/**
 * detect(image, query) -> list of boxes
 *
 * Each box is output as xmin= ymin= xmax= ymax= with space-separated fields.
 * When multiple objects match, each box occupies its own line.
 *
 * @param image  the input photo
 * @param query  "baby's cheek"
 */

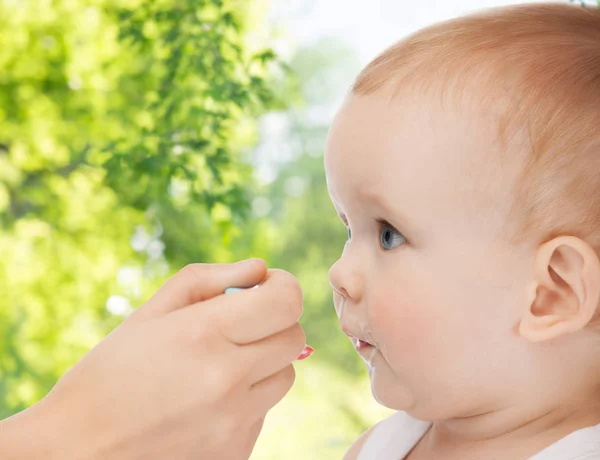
xmin=370 ymin=294 xmax=438 ymax=361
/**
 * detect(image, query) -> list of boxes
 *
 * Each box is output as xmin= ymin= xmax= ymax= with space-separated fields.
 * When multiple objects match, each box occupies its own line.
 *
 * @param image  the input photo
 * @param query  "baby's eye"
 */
xmin=379 ymin=220 xmax=406 ymax=250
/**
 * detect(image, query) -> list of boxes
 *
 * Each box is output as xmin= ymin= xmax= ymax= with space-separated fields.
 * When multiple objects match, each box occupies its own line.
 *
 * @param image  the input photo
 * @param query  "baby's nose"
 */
xmin=328 ymin=256 xmax=363 ymax=302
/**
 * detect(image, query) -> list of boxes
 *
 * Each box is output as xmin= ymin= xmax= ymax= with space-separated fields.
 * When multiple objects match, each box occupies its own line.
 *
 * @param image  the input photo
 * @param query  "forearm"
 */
xmin=0 ymin=400 xmax=62 ymax=460
xmin=1 ymin=392 xmax=141 ymax=460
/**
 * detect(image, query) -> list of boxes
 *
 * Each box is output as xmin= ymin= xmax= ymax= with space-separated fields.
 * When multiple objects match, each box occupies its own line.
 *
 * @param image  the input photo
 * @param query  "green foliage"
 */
xmin=0 ymin=0 xmax=294 ymax=417
xmin=1 ymin=1 xmax=391 ymax=457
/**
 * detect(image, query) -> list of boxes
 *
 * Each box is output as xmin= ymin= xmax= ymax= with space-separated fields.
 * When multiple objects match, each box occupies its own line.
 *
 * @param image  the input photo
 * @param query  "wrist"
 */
xmin=0 ymin=399 xmax=62 ymax=460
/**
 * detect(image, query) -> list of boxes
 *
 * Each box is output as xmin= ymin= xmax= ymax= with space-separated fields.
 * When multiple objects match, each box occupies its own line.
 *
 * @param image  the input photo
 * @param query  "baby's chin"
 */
xmin=368 ymin=360 xmax=450 ymax=421
xmin=368 ymin=356 xmax=415 ymax=410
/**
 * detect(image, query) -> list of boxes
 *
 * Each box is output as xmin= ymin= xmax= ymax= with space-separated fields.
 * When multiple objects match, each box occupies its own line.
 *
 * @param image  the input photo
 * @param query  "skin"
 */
xmin=325 ymin=89 xmax=600 ymax=459
xmin=0 ymin=260 xmax=307 ymax=460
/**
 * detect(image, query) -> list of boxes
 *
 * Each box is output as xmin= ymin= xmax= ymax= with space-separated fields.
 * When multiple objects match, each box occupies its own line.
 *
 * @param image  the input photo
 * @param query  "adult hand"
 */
xmin=13 ymin=259 xmax=308 ymax=460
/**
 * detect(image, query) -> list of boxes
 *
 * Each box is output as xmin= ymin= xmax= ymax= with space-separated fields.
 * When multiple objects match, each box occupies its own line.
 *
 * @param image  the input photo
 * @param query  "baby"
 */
xmin=324 ymin=3 xmax=600 ymax=459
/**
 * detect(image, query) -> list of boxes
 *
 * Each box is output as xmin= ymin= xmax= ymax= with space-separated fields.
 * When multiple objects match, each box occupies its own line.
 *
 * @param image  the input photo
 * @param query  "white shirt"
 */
xmin=357 ymin=411 xmax=600 ymax=459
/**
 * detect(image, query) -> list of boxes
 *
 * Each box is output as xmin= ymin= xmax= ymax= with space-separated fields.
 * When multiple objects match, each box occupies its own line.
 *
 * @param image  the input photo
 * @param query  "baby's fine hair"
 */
xmin=351 ymin=3 xmax=600 ymax=252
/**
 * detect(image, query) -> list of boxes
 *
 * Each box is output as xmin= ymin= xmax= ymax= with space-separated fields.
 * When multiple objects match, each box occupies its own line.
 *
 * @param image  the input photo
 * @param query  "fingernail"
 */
xmin=296 ymin=345 xmax=315 ymax=361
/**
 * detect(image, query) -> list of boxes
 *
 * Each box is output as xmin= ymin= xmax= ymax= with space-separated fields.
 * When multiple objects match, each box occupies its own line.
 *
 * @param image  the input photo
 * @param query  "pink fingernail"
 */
xmin=296 ymin=345 xmax=315 ymax=361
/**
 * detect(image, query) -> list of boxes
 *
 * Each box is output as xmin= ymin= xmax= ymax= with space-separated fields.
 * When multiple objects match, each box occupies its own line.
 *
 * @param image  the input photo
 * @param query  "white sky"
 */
xmin=269 ymin=0 xmax=564 ymax=66
xmin=251 ymin=0 xmax=572 ymax=186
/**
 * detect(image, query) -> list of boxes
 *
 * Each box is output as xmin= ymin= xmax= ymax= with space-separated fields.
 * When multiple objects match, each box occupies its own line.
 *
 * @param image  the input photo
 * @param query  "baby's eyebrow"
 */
xmin=330 ymin=186 xmax=419 ymax=236
xmin=359 ymin=188 xmax=418 ymax=234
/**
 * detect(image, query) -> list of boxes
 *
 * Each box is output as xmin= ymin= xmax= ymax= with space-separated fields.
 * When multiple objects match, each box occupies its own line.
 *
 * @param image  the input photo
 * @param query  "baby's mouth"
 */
xmin=355 ymin=338 xmax=374 ymax=351
xmin=355 ymin=337 xmax=378 ymax=366
xmin=343 ymin=329 xmax=376 ymax=354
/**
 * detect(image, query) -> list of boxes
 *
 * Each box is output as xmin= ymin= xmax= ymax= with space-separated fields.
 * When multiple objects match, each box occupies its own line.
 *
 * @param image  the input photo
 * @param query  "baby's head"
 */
xmin=325 ymin=3 xmax=600 ymax=424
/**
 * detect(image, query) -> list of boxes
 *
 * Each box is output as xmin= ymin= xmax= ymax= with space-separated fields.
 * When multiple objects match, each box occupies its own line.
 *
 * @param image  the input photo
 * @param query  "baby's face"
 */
xmin=324 ymin=90 xmax=539 ymax=420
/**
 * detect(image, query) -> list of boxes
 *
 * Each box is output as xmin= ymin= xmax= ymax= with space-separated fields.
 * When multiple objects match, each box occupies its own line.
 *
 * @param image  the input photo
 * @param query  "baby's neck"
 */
xmin=419 ymin=398 xmax=600 ymax=459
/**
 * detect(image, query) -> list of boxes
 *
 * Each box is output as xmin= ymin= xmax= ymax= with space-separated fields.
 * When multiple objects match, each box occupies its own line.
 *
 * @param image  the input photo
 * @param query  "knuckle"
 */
xmin=203 ymin=363 xmax=230 ymax=396
xmin=179 ymin=263 xmax=206 ymax=282
xmin=205 ymin=310 xmax=226 ymax=341
xmin=205 ymin=361 xmax=244 ymax=398
xmin=179 ymin=309 xmax=218 ymax=345
xmin=193 ymin=344 xmax=248 ymax=399
xmin=224 ymin=358 xmax=250 ymax=391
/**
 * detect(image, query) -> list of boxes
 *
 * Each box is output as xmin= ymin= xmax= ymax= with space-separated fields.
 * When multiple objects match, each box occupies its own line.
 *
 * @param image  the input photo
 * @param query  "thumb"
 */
xmin=132 ymin=258 xmax=267 ymax=320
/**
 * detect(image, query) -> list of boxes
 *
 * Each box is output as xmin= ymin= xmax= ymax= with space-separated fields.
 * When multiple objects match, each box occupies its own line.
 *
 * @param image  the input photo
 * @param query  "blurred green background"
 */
xmin=3 ymin=0 xmax=596 ymax=458
xmin=0 ymin=0 xmax=392 ymax=458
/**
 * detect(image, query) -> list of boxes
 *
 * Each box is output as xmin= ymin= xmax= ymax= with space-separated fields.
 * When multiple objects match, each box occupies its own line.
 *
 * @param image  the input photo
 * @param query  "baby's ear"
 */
xmin=519 ymin=236 xmax=600 ymax=342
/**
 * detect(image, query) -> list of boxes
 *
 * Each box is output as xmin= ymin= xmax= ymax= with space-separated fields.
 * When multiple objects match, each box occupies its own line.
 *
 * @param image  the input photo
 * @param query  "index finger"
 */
xmin=177 ymin=268 xmax=304 ymax=345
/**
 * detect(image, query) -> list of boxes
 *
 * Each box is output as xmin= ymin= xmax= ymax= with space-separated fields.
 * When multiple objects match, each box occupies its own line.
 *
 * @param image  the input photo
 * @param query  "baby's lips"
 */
xmin=224 ymin=287 xmax=315 ymax=361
